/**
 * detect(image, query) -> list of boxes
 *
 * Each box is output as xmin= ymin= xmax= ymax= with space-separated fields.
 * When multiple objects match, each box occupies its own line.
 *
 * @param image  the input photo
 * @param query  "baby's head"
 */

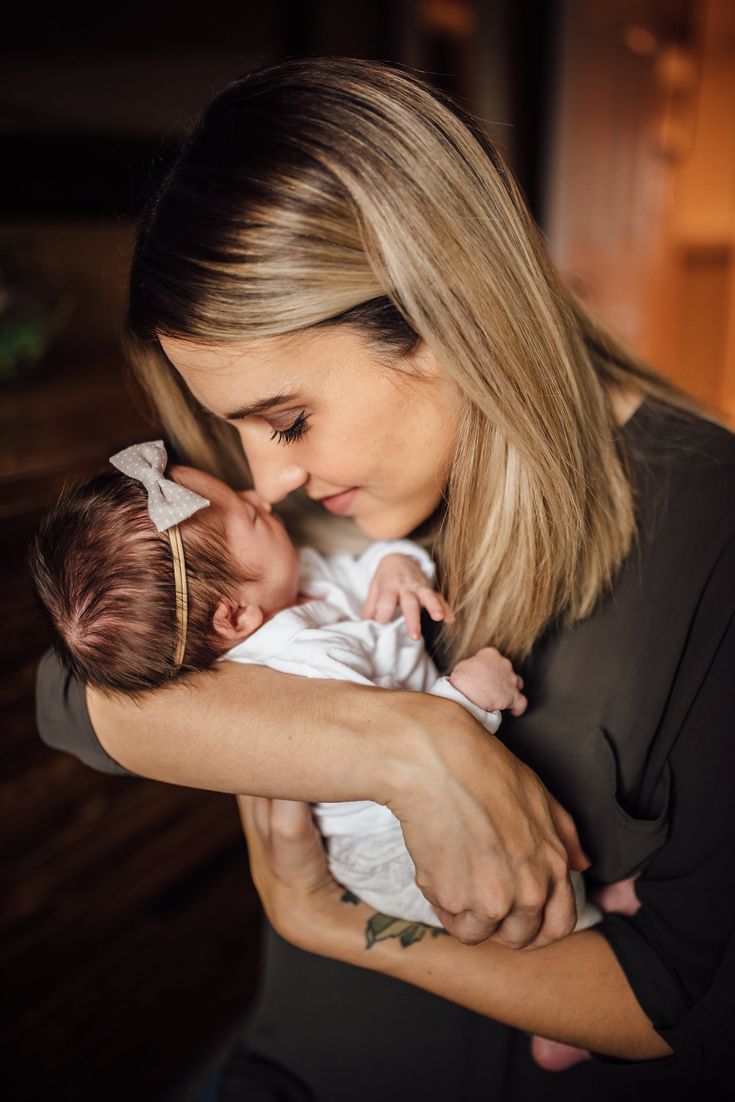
xmin=29 ymin=447 xmax=300 ymax=694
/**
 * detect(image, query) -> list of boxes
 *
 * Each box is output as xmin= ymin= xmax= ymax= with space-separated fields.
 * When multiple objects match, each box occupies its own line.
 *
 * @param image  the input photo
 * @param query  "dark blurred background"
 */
xmin=2 ymin=2 xmax=733 ymax=1099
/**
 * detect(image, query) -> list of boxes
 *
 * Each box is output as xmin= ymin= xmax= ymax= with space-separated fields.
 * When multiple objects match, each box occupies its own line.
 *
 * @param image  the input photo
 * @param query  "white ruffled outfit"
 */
xmin=224 ymin=539 xmax=598 ymax=930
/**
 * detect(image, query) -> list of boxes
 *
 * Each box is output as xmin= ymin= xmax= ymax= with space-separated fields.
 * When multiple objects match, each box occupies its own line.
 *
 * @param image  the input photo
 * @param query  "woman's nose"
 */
xmin=238 ymin=427 xmax=308 ymax=503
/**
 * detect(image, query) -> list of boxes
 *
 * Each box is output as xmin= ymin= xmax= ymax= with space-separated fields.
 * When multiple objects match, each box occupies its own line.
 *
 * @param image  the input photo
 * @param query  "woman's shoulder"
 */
xmin=624 ymin=398 xmax=735 ymax=476
xmin=35 ymin=649 xmax=137 ymax=776
xmin=624 ymin=398 xmax=735 ymax=543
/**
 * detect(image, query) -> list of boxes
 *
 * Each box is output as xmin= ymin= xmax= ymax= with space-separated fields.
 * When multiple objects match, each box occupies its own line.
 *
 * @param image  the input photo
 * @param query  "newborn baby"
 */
xmin=30 ymin=440 xmax=595 ymax=931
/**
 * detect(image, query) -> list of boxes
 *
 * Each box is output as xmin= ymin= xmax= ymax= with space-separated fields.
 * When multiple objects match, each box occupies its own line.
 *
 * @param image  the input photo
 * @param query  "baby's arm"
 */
xmin=364 ymin=554 xmax=527 ymax=719
xmin=448 ymin=648 xmax=527 ymax=717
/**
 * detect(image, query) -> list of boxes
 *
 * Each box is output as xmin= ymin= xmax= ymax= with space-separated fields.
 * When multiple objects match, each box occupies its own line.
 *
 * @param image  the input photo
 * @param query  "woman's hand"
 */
xmin=237 ymin=796 xmax=668 ymax=1063
xmin=385 ymin=693 xmax=590 ymax=948
xmin=237 ymin=795 xmax=344 ymax=951
xmin=89 ymin=658 xmax=586 ymax=953
xmin=362 ymin=553 xmax=455 ymax=640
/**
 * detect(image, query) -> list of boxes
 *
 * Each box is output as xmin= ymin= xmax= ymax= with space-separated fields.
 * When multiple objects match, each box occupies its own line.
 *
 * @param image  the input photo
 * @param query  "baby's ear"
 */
xmin=212 ymin=599 xmax=263 ymax=643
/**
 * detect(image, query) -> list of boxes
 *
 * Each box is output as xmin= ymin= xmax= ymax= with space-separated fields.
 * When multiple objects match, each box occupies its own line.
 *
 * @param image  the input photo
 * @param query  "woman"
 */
xmin=35 ymin=58 xmax=734 ymax=1098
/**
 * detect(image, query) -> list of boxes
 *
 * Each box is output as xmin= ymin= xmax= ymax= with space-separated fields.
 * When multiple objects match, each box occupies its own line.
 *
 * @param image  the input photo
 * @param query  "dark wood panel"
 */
xmin=2 ymin=339 xmax=263 ymax=1101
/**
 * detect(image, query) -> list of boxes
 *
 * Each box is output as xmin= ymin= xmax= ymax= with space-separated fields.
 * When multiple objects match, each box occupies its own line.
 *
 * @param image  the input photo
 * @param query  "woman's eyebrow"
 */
xmin=222 ymin=391 xmax=300 ymax=421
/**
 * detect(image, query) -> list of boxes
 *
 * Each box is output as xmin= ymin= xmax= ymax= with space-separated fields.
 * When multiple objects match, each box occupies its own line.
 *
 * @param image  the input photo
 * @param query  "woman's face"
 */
xmin=159 ymin=327 xmax=463 ymax=539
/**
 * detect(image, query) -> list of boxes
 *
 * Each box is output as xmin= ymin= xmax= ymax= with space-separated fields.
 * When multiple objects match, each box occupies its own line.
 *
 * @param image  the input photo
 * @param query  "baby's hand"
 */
xmin=362 ymin=553 xmax=455 ymax=641
xmin=449 ymin=647 xmax=527 ymax=716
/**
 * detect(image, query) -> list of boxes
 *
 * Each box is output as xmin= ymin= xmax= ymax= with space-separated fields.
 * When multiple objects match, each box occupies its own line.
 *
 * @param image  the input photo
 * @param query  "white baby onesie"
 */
xmin=224 ymin=539 xmax=599 ymax=930
xmin=223 ymin=539 xmax=498 ymax=926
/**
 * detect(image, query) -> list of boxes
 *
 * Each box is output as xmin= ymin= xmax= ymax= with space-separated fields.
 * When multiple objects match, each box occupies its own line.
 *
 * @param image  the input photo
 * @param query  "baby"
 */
xmin=30 ymin=440 xmax=594 ymax=933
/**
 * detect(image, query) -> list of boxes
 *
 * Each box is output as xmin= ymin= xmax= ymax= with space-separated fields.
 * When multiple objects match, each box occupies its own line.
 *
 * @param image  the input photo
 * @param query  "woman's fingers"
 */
xmin=237 ymin=795 xmax=337 ymax=940
xmin=393 ymin=715 xmax=591 ymax=948
xmin=239 ymin=796 xmax=326 ymax=881
xmin=488 ymin=894 xmax=546 ymax=949
xmin=435 ymin=907 xmax=503 ymax=944
xmin=548 ymin=797 xmax=590 ymax=872
xmin=529 ymin=871 xmax=578 ymax=947
xmin=435 ymin=872 xmax=576 ymax=949
xmin=238 ymin=793 xmax=268 ymax=843
xmin=269 ymin=795 xmax=316 ymax=841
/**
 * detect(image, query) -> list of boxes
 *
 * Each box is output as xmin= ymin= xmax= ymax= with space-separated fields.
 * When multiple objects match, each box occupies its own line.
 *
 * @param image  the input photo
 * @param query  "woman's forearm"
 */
xmin=299 ymin=888 xmax=671 ymax=1061
xmin=388 ymin=929 xmax=669 ymax=1060
xmin=91 ymin=668 xmax=591 ymax=947
xmin=87 ymin=661 xmax=431 ymax=801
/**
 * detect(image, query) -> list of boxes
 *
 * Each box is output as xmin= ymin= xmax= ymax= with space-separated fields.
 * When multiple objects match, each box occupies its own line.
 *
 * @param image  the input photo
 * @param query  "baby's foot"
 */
xmin=530 ymin=1035 xmax=591 ymax=1071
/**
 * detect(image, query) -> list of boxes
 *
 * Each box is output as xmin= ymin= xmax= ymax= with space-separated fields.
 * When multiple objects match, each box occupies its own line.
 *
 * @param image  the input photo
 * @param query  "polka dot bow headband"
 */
xmin=109 ymin=440 xmax=210 ymax=669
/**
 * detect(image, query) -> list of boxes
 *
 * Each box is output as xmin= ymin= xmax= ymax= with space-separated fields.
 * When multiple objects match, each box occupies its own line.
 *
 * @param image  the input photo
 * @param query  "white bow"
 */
xmin=109 ymin=440 xmax=210 ymax=532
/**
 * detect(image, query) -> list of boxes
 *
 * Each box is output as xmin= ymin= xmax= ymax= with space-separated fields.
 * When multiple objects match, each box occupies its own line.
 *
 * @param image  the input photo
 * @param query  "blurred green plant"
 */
xmin=0 ymin=243 xmax=68 ymax=386
xmin=0 ymin=306 xmax=50 ymax=384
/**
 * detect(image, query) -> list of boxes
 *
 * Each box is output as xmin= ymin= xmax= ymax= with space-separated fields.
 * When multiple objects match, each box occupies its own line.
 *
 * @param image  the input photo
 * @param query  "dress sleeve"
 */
xmin=429 ymin=675 xmax=501 ymax=735
xmin=594 ymin=597 xmax=735 ymax=1086
xmin=35 ymin=648 xmax=137 ymax=777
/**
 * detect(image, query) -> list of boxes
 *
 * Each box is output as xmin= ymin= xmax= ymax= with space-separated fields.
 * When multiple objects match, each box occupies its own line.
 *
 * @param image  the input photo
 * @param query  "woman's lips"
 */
xmin=319 ymin=487 xmax=359 ymax=515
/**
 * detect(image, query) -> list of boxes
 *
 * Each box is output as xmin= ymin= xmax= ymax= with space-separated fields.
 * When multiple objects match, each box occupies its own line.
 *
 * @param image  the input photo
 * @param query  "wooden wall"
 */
xmin=0 ymin=223 xmax=262 ymax=1102
xmin=545 ymin=0 xmax=735 ymax=423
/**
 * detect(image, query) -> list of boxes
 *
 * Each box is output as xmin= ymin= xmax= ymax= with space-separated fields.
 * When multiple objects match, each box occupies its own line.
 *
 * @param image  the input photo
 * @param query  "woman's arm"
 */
xmin=238 ymin=795 xmax=672 ymax=1062
xmin=236 ymin=605 xmax=735 ymax=1066
xmin=85 ymin=660 xmax=587 ymax=947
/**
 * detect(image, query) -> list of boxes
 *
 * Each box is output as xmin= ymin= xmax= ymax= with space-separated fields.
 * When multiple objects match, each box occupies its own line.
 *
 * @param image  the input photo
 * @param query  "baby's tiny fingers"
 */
xmin=510 ymin=692 xmax=528 ymax=717
xmin=362 ymin=578 xmax=380 ymax=620
xmin=400 ymin=591 xmax=423 ymax=640
xmin=438 ymin=598 xmax=457 ymax=624
xmin=375 ymin=589 xmax=399 ymax=624
xmin=417 ymin=586 xmax=449 ymax=622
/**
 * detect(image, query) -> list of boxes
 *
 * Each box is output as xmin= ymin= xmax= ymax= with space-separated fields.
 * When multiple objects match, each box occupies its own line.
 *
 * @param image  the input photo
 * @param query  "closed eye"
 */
xmin=270 ymin=411 xmax=310 ymax=445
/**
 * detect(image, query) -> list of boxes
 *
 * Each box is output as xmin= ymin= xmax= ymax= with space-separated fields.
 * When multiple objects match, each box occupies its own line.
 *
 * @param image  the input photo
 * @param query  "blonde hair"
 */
xmin=126 ymin=56 xmax=705 ymax=662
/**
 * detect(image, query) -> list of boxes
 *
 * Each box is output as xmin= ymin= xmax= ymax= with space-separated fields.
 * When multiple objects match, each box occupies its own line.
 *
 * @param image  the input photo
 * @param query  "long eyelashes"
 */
xmin=270 ymin=411 xmax=310 ymax=445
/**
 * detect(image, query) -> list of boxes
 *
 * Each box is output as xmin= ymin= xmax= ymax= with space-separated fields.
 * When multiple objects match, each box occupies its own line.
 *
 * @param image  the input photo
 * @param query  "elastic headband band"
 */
xmin=168 ymin=523 xmax=189 ymax=669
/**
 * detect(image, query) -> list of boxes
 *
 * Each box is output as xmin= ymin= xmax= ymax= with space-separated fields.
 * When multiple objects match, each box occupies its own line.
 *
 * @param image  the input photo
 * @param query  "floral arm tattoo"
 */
xmin=341 ymin=890 xmax=450 ymax=949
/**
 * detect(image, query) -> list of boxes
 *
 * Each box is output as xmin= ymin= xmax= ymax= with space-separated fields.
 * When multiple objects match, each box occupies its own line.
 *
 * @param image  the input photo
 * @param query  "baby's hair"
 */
xmin=29 ymin=470 xmax=253 ymax=694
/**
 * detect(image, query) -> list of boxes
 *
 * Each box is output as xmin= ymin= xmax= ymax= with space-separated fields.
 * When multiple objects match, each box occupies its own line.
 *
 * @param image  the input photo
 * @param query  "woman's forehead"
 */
xmin=160 ymin=326 xmax=368 ymax=362
xmin=159 ymin=332 xmax=294 ymax=372
xmin=158 ymin=328 xmax=383 ymax=414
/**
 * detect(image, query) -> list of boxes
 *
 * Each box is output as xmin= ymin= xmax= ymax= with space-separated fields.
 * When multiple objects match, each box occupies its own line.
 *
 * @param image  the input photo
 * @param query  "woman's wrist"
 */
xmin=357 ymin=687 xmax=475 ymax=810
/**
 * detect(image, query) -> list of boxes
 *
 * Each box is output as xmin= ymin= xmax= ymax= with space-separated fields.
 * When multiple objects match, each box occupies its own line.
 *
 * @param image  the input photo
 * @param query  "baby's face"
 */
xmin=172 ymin=466 xmax=301 ymax=616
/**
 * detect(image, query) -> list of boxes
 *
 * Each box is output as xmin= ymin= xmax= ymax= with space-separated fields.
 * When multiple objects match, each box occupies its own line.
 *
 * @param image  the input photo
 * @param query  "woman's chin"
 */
xmin=353 ymin=512 xmax=415 ymax=541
